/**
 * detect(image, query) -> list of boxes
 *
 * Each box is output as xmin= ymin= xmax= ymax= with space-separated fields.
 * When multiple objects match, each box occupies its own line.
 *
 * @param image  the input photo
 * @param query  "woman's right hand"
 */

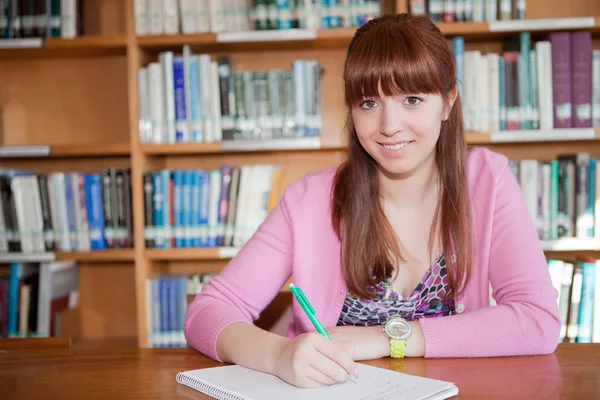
xmin=271 ymin=332 xmax=359 ymax=388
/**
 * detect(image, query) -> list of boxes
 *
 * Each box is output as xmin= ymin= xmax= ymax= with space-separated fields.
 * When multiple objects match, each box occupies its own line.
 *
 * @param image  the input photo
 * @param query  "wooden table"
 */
xmin=0 ymin=343 xmax=598 ymax=399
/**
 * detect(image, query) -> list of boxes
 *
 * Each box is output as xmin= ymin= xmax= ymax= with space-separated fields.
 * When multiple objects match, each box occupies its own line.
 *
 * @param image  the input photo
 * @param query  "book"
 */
xmin=175 ymin=363 xmax=459 ymax=400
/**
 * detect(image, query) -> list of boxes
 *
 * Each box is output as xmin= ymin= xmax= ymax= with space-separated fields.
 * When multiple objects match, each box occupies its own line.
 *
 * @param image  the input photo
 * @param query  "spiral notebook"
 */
xmin=175 ymin=363 xmax=458 ymax=400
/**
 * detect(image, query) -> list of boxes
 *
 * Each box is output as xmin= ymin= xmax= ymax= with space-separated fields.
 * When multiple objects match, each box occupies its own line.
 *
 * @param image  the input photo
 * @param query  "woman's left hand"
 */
xmin=325 ymin=325 xmax=390 ymax=361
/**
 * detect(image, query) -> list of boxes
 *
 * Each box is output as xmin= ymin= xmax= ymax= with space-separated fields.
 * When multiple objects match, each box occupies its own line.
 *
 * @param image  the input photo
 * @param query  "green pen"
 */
xmin=289 ymin=283 xmax=358 ymax=384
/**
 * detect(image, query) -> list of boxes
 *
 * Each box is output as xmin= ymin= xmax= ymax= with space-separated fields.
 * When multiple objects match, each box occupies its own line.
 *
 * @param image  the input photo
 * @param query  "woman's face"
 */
xmin=351 ymin=90 xmax=452 ymax=179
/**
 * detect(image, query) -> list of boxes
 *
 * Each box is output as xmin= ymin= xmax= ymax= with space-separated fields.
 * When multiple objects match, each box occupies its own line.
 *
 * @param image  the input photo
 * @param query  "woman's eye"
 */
xmin=404 ymin=96 xmax=423 ymax=106
xmin=360 ymin=100 xmax=377 ymax=110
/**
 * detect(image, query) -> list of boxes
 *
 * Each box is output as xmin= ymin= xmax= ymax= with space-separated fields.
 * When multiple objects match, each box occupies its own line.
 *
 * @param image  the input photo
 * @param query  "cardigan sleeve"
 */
xmin=419 ymin=160 xmax=561 ymax=357
xmin=183 ymin=181 xmax=296 ymax=361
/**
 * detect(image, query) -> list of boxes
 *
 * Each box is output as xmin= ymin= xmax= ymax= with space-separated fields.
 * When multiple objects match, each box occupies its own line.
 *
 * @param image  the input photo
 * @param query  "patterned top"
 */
xmin=336 ymin=253 xmax=455 ymax=326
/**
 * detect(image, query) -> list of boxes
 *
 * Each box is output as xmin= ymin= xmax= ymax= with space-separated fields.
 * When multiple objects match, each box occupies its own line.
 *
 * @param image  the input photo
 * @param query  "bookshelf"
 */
xmin=1 ymin=0 xmax=599 ymax=347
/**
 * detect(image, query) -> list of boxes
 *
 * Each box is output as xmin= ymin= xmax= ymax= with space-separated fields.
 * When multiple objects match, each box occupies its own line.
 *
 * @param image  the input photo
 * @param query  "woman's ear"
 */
xmin=442 ymin=87 xmax=458 ymax=121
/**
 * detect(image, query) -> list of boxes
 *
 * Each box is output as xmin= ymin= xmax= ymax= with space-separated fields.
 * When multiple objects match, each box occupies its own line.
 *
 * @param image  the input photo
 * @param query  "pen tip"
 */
xmin=289 ymin=283 xmax=295 ymax=288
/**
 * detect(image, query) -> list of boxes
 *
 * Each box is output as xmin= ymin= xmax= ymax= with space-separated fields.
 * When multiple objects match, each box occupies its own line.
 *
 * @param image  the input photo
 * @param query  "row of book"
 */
xmin=143 ymin=164 xmax=283 ymax=249
xmin=509 ymin=154 xmax=600 ymax=241
xmin=0 ymin=261 xmax=79 ymax=339
xmin=145 ymin=256 xmax=600 ymax=348
xmin=0 ymin=0 xmax=81 ymax=39
xmin=145 ymin=272 xmax=215 ymax=348
xmin=134 ymin=0 xmax=382 ymax=36
xmin=548 ymin=258 xmax=599 ymax=343
xmin=453 ymin=31 xmax=600 ymax=133
xmin=0 ymin=168 xmax=133 ymax=254
xmin=409 ymin=0 xmax=526 ymax=22
xmin=138 ymin=47 xmax=322 ymax=145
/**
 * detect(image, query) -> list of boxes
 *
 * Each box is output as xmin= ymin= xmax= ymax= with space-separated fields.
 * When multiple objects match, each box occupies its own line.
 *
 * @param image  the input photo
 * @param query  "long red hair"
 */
xmin=332 ymin=13 xmax=472 ymax=300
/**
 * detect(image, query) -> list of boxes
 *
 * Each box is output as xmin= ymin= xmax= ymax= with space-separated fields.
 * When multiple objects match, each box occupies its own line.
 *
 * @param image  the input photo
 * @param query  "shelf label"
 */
xmin=220 ymin=137 xmax=321 ymax=151
xmin=217 ymin=29 xmax=317 ymax=43
xmin=218 ymin=247 xmax=240 ymax=259
xmin=488 ymin=17 xmax=595 ymax=32
xmin=490 ymin=128 xmax=595 ymax=143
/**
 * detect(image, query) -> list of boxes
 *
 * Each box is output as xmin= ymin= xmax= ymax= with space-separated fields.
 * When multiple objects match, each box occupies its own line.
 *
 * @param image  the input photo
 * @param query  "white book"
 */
xmin=519 ymin=160 xmax=540 ymax=234
xmin=233 ymin=165 xmax=251 ymax=247
xmin=182 ymin=46 xmax=193 ymax=144
xmin=163 ymin=0 xmax=180 ymax=34
xmin=488 ymin=53 xmax=500 ymax=132
xmin=484 ymin=0 xmax=497 ymax=21
xmin=592 ymin=260 xmax=600 ymax=343
xmin=47 ymin=175 xmax=62 ymax=252
xmin=176 ymin=363 xmax=458 ymax=400
xmin=161 ymin=51 xmax=177 ymax=144
xmin=148 ymin=0 xmax=164 ymax=35
xmin=211 ymin=61 xmax=223 ymax=142
xmin=138 ymin=67 xmax=151 ymax=143
xmin=199 ymin=55 xmax=214 ymax=142
xmin=54 ymin=174 xmax=72 ymax=252
xmin=478 ymin=54 xmax=490 ymax=132
xmin=60 ymin=0 xmax=76 ymax=38
xmin=209 ymin=0 xmax=226 ymax=33
xmin=134 ymin=0 xmax=149 ymax=35
xmin=541 ymin=163 xmax=551 ymax=240
xmin=592 ymin=50 xmax=600 ymax=129
xmin=195 ymin=0 xmax=211 ymax=33
xmin=535 ymin=41 xmax=554 ymax=130
xmin=10 ymin=177 xmax=32 ymax=253
xmin=148 ymin=62 xmax=166 ymax=144
xmin=28 ymin=176 xmax=45 ymax=252
xmin=178 ymin=0 xmax=196 ymax=34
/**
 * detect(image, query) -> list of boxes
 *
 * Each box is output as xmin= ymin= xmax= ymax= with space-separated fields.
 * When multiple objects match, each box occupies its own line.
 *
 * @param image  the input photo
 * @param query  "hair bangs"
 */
xmin=344 ymin=24 xmax=444 ymax=108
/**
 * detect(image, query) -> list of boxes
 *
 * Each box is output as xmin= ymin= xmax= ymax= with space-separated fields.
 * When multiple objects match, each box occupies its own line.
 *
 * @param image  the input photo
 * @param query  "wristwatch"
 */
xmin=383 ymin=316 xmax=412 ymax=358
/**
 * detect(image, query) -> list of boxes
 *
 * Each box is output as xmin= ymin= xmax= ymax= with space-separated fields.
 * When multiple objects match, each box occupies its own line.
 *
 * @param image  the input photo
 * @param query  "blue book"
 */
xmin=161 ymin=170 xmax=172 ymax=248
xmin=151 ymin=278 xmax=161 ymax=348
xmin=173 ymin=170 xmax=185 ymax=248
xmin=189 ymin=56 xmax=203 ymax=142
xmin=191 ymin=170 xmax=202 ymax=247
xmin=276 ymin=0 xmax=292 ymax=29
xmin=576 ymin=261 xmax=595 ymax=343
xmin=182 ymin=170 xmax=193 ymax=248
xmin=173 ymin=57 xmax=188 ymax=143
xmin=168 ymin=276 xmax=178 ymax=348
xmin=499 ymin=57 xmax=506 ymax=131
xmin=453 ymin=37 xmax=464 ymax=101
xmin=587 ymin=158 xmax=596 ymax=237
xmin=153 ymin=173 xmax=164 ymax=248
xmin=199 ymin=171 xmax=210 ymax=247
xmin=160 ymin=277 xmax=170 ymax=348
xmin=84 ymin=174 xmax=106 ymax=250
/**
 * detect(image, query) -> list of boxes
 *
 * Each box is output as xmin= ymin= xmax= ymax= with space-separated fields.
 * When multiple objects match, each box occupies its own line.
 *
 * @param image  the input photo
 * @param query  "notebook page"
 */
xmin=177 ymin=363 xmax=458 ymax=400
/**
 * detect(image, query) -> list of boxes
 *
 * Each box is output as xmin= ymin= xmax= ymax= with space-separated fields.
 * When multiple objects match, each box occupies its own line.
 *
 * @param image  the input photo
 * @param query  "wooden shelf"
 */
xmin=0 ymin=35 xmax=127 ymax=59
xmin=50 ymin=143 xmax=131 ymax=157
xmin=540 ymin=238 xmax=600 ymax=252
xmin=140 ymin=137 xmax=344 ymax=155
xmin=56 ymin=250 xmax=135 ymax=263
xmin=0 ymin=143 xmax=131 ymax=158
xmin=136 ymin=17 xmax=600 ymax=52
xmin=145 ymin=247 xmax=240 ymax=261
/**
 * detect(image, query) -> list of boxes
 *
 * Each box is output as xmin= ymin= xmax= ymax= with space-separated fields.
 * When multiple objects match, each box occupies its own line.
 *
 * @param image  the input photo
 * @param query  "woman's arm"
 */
xmin=184 ymin=183 xmax=296 ymax=361
xmin=417 ymin=159 xmax=561 ymax=357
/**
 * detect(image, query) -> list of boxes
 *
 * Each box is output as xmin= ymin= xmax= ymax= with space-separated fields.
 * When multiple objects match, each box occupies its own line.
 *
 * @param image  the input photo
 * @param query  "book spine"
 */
xmin=550 ymin=32 xmax=573 ymax=129
xmin=85 ymin=174 xmax=106 ymax=250
xmin=143 ymin=172 xmax=155 ymax=248
xmin=571 ymin=31 xmax=592 ymax=128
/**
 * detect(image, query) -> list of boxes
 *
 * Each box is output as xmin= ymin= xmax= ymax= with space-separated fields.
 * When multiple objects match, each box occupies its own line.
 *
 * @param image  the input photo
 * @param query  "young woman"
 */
xmin=184 ymin=13 xmax=560 ymax=388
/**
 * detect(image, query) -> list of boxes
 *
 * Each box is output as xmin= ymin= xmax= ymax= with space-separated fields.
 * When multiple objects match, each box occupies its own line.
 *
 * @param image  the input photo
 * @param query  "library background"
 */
xmin=0 ymin=0 xmax=599 ymax=349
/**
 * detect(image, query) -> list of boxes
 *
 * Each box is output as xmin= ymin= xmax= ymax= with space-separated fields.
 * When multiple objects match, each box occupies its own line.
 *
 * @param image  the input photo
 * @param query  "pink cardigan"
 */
xmin=184 ymin=147 xmax=561 ymax=361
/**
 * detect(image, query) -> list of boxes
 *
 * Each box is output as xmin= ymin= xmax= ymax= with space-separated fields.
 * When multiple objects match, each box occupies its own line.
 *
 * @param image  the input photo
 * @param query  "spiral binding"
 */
xmin=176 ymin=372 xmax=248 ymax=400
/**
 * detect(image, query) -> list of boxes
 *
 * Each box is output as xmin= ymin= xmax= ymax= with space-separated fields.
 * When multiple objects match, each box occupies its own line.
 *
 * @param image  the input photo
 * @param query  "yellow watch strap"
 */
xmin=390 ymin=339 xmax=406 ymax=358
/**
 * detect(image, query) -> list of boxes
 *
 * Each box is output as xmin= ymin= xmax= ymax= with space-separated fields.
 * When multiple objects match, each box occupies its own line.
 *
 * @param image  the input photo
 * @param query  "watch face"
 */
xmin=386 ymin=320 xmax=411 ymax=340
